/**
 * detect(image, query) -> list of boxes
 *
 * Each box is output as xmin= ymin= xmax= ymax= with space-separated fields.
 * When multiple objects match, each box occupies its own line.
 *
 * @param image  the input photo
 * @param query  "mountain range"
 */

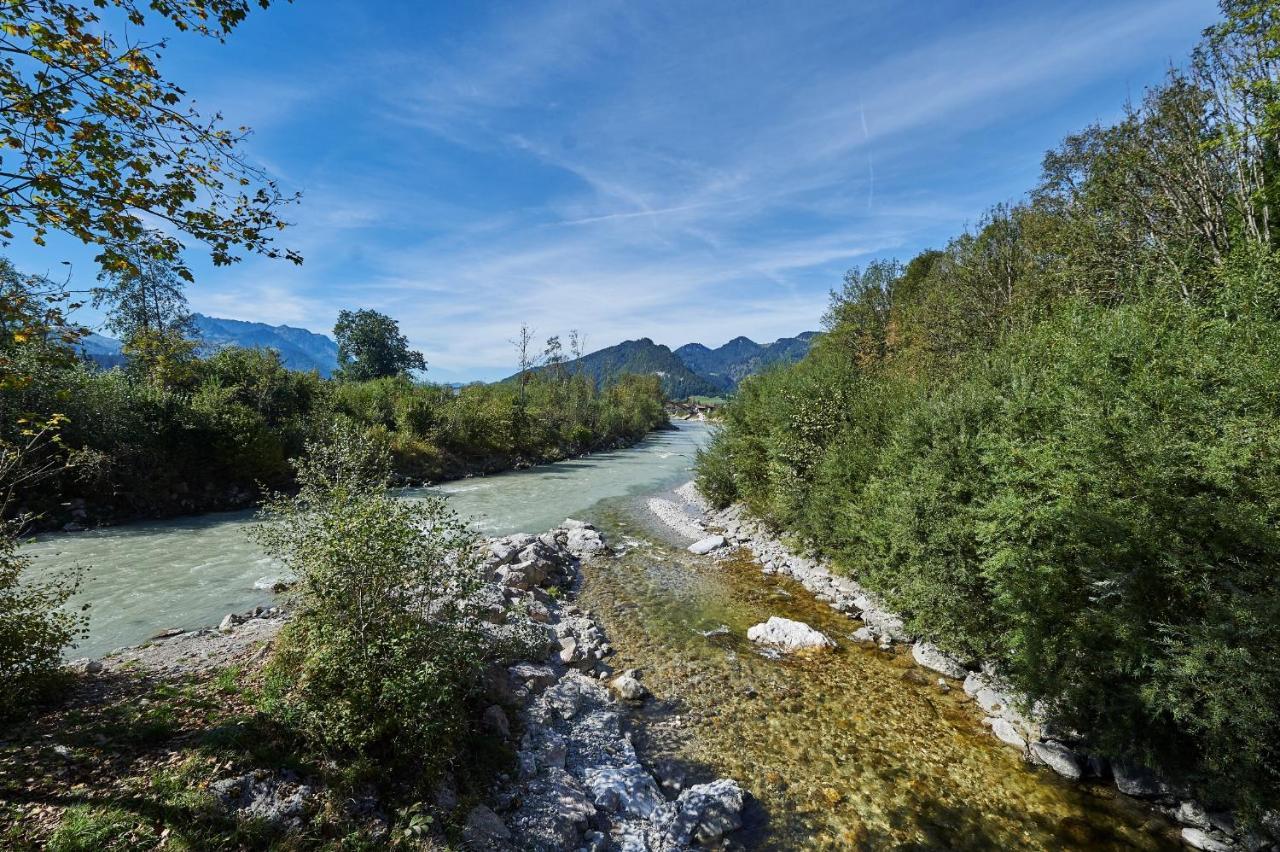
xmin=78 ymin=314 xmax=341 ymax=376
xmin=509 ymin=332 xmax=819 ymax=398
xmin=78 ymin=316 xmax=819 ymax=397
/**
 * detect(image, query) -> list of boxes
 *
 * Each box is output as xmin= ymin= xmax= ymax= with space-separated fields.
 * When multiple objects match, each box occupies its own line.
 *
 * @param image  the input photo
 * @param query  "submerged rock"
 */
xmin=746 ymin=616 xmax=835 ymax=653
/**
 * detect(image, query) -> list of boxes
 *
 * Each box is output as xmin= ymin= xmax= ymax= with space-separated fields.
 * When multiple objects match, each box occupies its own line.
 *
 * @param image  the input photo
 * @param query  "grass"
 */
xmin=0 ymin=660 xmax=373 ymax=850
xmin=0 ymin=646 xmax=517 ymax=850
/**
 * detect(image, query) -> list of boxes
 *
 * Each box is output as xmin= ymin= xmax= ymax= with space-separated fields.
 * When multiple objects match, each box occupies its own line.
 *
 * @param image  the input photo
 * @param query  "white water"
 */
xmin=25 ymin=422 xmax=711 ymax=657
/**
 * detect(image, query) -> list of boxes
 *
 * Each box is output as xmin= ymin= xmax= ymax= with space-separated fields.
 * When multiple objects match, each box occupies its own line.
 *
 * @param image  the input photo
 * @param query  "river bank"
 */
xmin=31 ymin=426 xmax=666 ymax=535
xmin=646 ymin=483 xmax=1278 ymax=852
xmin=5 ymin=520 xmax=748 ymax=850
xmin=27 ymin=422 xmax=711 ymax=659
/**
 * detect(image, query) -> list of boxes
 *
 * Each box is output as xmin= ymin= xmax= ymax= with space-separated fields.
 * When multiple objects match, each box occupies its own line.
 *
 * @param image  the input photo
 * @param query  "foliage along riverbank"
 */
xmin=1 ymin=346 xmax=668 ymax=529
xmin=1 ymin=502 xmax=744 ymax=849
xmin=695 ymin=1 xmax=1280 ymax=829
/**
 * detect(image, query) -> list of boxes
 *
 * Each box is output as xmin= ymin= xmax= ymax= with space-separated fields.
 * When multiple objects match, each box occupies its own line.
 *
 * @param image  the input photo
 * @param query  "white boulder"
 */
xmin=688 ymin=535 xmax=726 ymax=555
xmin=911 ymin=642 xmax=967 ymax=679
xmin=746 ymin=617 xmax=835 ymax=653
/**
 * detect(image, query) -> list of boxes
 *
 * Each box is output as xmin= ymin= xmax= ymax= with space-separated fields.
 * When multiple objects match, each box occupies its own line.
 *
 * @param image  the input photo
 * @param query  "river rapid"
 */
xmin=25 ymin=419 xmax=1178 ymax=849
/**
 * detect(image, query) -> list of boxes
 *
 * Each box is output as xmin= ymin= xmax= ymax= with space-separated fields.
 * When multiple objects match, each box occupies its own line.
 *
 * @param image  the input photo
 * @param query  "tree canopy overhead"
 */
xmin=0 ymin=0 xmax=300 ymax=281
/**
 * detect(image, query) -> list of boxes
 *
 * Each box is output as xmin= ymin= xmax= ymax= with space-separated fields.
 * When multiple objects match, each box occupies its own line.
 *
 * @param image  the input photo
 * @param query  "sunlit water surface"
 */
xmin=25 ymin=423 xmax=709 ymax=657
xmin=583 ymin=507 xmax=1182 ymax=851
xmin=25 ymin=418 xmax=1179 ymax=849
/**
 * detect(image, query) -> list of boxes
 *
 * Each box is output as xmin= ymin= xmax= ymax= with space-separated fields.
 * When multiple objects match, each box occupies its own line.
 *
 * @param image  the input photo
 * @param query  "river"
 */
xmin=24 ymin=423 xmax=710 ymax=658
xmin=24 ymin=419 xmax=1178 ymax=849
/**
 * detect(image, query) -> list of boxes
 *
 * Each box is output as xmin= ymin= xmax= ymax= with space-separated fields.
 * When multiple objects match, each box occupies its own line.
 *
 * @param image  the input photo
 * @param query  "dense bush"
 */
xmin=252 ymin=426 xmax=527 ymax=775
xmin=0 ymin=343 xmax=667 ymax=523
xmin=697 ymin=1 xmax=1280 ymax=818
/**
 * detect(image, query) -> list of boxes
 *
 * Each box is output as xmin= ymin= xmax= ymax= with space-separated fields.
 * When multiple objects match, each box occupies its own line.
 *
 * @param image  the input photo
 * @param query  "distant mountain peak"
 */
xmin=190 ymin=314 xmax=339 ymax=376
xmin=673 ymin=330 xmax=819 ymax=390
xmin=76 ymin=314 xmax=340 ymax=376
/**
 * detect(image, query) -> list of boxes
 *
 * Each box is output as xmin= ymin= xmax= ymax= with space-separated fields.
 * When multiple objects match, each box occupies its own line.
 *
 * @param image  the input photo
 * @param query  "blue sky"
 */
xmin=10 ymin=0 xmax=1220 ymax=382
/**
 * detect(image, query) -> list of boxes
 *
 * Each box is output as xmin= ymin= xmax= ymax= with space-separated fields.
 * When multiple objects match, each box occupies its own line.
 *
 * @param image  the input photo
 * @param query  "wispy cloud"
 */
xmin=20 ymin=0 xmax=1217 ymax=383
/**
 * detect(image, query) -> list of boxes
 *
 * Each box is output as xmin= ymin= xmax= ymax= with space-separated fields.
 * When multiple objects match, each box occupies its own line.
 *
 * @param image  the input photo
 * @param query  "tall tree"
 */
xmin=510 ymin=322 xmax=537 ymax=408
xmin=92 ymin=250 xmax=193 ymax=342
xmin=333 ymin=309 xmax=426 ymax=382
xmin=0 ymin=0 xmax=299 ymax=391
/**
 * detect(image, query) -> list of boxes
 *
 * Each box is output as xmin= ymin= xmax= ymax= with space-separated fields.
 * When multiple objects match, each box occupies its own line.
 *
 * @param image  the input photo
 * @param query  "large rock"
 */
xmin=463 ymin=804 xmax=512 ymax=847
xmin=1113 ymin=760 xmax=1168 ymax=799
xmin=988 ymin=717 xmax=1027 ymax=750
xmin=688 ymin=535 xmax=726 ymax=555
xmin=1111 ymin=757 xmax=1172 ymax=798
xmin=1181 ymin=828 xmax=1234 ymax=852
xmin=210 ymin=771 xmax=314 ymax=828
xmin=584 ymin=763 xmax=665 ymax=819
xmin=1177 ymin=800 xmax=1212 ymax=831
xmin=663 ymin=779 xmax=745 ymax=845
xmin=746 ymin=617 xmax=835 ymax=653
xmin=911 ymin=642 xmax=967 ymax=679
xmin=1029 ymin=740 xmax=1082 ymax=780
xmin=566 ymin=527 xmax=606 ymax=557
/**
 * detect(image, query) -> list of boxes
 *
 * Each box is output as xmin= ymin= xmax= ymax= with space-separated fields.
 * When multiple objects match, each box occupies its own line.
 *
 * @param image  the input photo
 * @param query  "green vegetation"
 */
xmin=332 ymin=309 xmax=427 ymax=382
xmin=0 ymin=316 xmax=666 ymax=524
xmin=0 ymin=420 xmax=87 ymax=719
xmin=252 ymin=425 xmax=533 ymax=774
xmin=698 ymin=0 xmax=1280 ymax=819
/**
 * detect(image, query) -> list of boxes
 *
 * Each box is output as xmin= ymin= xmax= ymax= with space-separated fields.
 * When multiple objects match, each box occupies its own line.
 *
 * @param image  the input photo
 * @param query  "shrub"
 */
xmin=0 ymin=425 xmax=88 ymax=719
xmin=252 ymin=425 xmax=499 ymax=777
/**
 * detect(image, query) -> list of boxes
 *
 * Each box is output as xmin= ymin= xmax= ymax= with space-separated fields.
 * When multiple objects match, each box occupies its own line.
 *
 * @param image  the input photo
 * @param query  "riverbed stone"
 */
xmin=610 ymin=672 xmax=649 ymax=702
xmin=1181 ymin=827 xmax=1235 ymax=852
xmin=911 ymin=642 xmax=968 ymax=679
xmin=663 ymin=778 xmax=745 ymax=845
xmin=688 ymin=535 xmax=726 ymax=555
xmin=988 ymin=717 xmax=1027 ymax=750
xmin=746 ymin=617 xmax=835 ymax=653
xmin=1029 ymin=740 xmax=1083 ymax=780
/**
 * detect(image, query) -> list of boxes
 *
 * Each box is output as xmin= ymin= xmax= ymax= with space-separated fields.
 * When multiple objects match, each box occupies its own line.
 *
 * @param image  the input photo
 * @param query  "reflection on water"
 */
xmin=25 ymin=423 xmax=711 ymax=657
xmin=580 ymin=506 xmax=1181 ymax=851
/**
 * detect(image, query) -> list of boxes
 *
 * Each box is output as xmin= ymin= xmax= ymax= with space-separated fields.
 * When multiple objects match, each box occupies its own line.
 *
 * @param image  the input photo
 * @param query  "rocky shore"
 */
xmin=69 ymin=519 xmax=745 ymax=851
xmin=467 ymin=520 xmax=745 ymax=851
xmin=650 ymin=483 xmax=1279 ymax=852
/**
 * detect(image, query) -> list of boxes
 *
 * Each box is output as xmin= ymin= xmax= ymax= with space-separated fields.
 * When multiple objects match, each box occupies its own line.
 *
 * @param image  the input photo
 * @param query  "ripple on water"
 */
xmin=581 ymin=511 xmax=1181 ymax=852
